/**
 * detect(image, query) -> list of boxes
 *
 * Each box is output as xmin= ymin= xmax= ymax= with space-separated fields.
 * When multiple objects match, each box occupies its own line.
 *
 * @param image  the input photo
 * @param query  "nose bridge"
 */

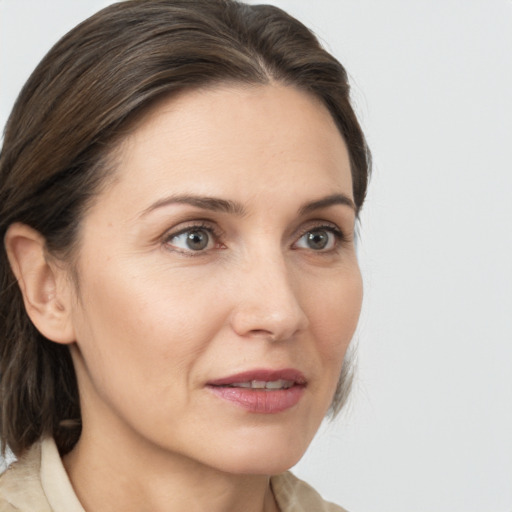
xmin=230 ymin=243 xmax=309 ymax=341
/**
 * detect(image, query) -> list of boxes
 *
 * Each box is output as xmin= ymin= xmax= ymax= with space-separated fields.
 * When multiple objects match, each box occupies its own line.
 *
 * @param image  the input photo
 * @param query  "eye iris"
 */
xmin=306 ymin=230 xmax=329 ymax=250
xmin=186 ymin=230 xmax=209 ymax=250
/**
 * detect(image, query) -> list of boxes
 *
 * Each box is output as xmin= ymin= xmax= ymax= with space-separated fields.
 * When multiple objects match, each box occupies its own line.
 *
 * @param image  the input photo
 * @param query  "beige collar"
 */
xmin=40 ymin=438 xmax=85 ymax=512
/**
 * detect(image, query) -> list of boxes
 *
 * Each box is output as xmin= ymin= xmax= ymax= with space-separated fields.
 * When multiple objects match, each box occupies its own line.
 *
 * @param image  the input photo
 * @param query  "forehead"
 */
xmin=97 ymin=84 xmax=353 ymax=216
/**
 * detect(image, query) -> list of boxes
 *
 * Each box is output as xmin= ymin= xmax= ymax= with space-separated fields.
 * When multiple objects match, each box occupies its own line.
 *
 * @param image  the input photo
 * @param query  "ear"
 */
xmin=4 ymin=223 xmax=76 ymax=344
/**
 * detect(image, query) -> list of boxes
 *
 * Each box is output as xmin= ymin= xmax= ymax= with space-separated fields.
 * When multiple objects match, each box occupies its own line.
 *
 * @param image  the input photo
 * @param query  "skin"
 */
xmin=8 ymin=84 xmax=363 ymax=512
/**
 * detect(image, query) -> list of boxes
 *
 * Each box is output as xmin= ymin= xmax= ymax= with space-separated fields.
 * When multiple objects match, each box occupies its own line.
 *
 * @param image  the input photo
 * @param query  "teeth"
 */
xmin=265 ymin=379 xmax=293 ymax=389
xmin=229 ymin=379 xmax=294 ymax=390
xmin=234 ymin=382 xmax=253 ymax=388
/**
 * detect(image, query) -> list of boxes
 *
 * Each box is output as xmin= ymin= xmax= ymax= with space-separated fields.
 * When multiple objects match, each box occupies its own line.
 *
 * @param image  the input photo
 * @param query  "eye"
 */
xmin=294 ymin=227 xmax=340 ymax=251
xmin=165 ymin=227 xmax=215 ymax=253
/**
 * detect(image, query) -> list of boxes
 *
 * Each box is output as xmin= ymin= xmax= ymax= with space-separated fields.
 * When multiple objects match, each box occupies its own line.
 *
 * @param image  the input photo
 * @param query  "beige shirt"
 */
xmin=0 ymin=438 xmax=347 ymax=512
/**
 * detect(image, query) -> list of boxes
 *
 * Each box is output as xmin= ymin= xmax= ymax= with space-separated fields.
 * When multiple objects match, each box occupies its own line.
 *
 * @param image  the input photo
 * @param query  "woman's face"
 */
xmin=65 ymin=84 xmax=363 ymax=474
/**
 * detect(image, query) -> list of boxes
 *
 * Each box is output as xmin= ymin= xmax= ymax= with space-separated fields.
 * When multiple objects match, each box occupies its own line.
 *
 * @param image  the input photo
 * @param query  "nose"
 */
xmin=229 ymin=251 xmax=309 ymax=342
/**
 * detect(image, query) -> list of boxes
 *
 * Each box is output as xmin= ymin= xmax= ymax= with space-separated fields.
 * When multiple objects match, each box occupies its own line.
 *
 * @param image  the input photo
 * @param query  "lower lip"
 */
xmin=207 ymin=385 xmax=305 ymax=414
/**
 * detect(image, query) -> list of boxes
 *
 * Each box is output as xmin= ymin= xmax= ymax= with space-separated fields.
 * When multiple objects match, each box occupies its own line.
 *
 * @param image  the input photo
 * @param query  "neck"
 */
xmin=63 ymin=427 xmax=280 ymax=512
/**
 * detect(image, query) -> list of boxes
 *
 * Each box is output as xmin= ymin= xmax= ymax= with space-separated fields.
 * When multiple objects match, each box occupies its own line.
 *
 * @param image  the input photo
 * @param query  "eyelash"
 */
xmin=161 ymin=221 xmax=346 ymax=256
xmin=162 ymin=222 xmax=223 ymax=255
xmin=294 ymin=223 xmax=346 ymax=252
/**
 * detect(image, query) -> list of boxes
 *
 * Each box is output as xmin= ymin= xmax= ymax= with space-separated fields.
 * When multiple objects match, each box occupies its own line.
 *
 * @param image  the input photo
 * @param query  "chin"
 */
xmin=207 ymin=429 xmax=312 ymax=476
xmin=220 ymin=451 xmax=305 ymax=476
xmin=200 ymin=407 xmax=327 ymax=476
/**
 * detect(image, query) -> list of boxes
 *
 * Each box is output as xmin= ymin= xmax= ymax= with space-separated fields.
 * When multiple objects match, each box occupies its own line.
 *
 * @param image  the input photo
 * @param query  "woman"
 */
xmin=0 ymin=1 xmax=370 ymax=510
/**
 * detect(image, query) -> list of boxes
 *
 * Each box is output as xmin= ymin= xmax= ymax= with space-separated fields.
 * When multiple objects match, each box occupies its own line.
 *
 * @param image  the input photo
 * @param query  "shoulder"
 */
xmin=0 ymin=442 xmax=52 ymax=512
xmin=271 ymin=471 xmax=349 ymax=512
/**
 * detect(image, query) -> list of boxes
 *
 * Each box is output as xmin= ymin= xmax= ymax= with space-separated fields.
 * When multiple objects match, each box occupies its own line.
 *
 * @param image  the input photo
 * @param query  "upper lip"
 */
xmin=207 ymin=368 xmax=307 ymax=387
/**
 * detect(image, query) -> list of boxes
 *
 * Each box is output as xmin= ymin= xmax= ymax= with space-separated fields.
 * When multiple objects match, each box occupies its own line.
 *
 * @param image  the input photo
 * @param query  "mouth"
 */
xmin=222 ymin=379 xmax=295 ymax=390
xmin=206 ymin=369 xmax=307 ymax=414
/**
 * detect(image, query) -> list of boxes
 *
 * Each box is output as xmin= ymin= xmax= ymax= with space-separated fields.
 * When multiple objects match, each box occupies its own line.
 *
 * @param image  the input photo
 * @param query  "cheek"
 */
xmin=307 ymin=267 xmax=363 ymax=367
xmin=71 ymin=262 xmax=229 ymax=382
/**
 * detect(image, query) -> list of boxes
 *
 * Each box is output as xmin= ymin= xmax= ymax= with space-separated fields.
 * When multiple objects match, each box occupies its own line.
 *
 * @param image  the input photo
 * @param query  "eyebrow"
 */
xmin=298 ymin=193 xmax=356 ymax=215
xmin=140 ymin=192 xmax=355 ymax=218
xmin=140 ymin=194 xmax=247 ymax=217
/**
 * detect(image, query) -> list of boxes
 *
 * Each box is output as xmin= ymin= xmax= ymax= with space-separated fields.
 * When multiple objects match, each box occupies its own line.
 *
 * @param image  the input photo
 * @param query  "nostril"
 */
xmin=247 ymin=329 xmax=277 ymax=342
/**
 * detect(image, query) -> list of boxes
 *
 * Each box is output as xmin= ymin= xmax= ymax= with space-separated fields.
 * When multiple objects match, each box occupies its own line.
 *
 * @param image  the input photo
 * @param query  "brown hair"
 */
xmin=0 ymin=0 xmax=371 ymax=457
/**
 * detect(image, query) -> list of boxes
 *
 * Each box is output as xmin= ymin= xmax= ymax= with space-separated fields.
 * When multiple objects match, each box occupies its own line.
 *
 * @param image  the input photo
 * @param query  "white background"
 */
xmin=1 ymin=1 xmax=511 ymax=511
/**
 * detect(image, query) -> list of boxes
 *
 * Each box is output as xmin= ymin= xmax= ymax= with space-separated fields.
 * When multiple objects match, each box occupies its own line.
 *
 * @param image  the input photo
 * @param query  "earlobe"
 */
xmin=4 ymin=223 xmax=76 ymax=344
